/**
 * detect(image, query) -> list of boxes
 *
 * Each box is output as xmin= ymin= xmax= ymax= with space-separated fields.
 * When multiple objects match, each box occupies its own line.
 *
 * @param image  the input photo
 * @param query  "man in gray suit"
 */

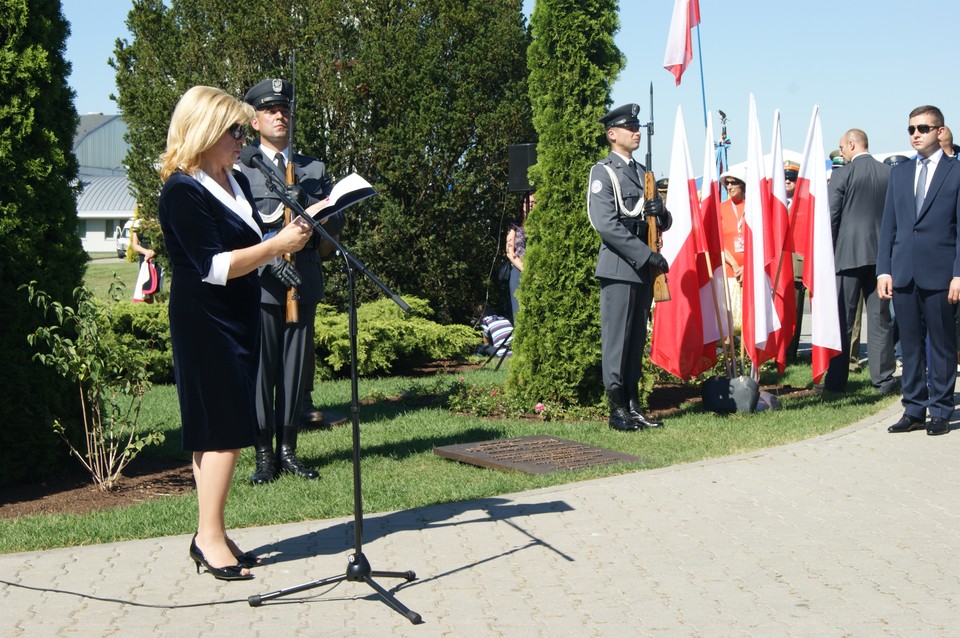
xmin=823 ymin=128 xmax=896 ymax=394
xmin=239 ymin=78 xmax=345 ymax=483
xmin=587 ymin=103 xmax=671 ymax=431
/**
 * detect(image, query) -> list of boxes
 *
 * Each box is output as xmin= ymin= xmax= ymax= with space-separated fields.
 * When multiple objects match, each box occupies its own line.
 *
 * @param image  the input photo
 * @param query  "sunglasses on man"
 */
xmin=907 ymin=124 xmax=940 ymax=136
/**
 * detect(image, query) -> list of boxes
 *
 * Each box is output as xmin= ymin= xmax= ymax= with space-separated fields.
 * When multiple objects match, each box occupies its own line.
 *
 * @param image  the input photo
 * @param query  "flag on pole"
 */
xmin=763 ymin=110 xmax=797 ymax=373
xmin=741 ymin=94 xmax=780 ymax=369
xmin=663 ymin=0 xmax=701 ymax=86
xmin=792 ymin=105 xmax=841 ymax=383
xmin=699 ymin=113 xmax=731 ymax=343
xmin=651 ymin=106 xmax=717 ymax=379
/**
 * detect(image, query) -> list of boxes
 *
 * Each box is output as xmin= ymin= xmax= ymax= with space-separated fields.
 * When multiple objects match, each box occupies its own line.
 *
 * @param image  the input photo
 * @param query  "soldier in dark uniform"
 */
xmin=783 ymin=160 xmax=807 ymax=364
xmin=238 ymin=78 xmax=345 ymax=483
xmin=656 ymin=177 xmax=669 ymax=199
xmin=587 ymin=103 xmax=672 ymax=431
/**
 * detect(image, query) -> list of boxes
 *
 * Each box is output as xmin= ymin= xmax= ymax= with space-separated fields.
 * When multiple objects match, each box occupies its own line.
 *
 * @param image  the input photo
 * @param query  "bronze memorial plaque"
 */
xmin=434 ymin=435 xmax=643 ymax=475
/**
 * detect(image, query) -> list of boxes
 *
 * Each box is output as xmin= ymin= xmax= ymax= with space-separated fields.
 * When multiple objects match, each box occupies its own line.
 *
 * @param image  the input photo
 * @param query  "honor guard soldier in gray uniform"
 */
xmin=587 ymin=103 xmax=672 ymax=431
xmin=239 ymin=78 xmax=345 ymax=483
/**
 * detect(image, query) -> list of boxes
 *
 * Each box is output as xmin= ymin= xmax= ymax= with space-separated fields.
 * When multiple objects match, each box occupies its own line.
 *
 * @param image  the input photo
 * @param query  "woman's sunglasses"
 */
xmin=228 ymin=123 xmax=247 ymax=140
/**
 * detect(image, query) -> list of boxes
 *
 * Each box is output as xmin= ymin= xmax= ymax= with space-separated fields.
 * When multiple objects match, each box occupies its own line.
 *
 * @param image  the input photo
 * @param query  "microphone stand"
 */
xmin=245 ymin=167 xmax=421 ymax=625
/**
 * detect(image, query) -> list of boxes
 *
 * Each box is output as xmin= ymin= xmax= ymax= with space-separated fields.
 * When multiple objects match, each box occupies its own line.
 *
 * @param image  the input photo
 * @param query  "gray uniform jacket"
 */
xmin=587 ymin=151 xmax=672 ymax=283
xmin=238 ymin=148 xmax=344 ymax=305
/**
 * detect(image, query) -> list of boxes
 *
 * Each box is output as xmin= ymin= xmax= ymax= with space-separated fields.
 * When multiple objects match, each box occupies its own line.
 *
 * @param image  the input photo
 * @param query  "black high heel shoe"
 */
xmin=189 ymin=537 xmax=254 ymax=581
xmin=234 ymin=551 xmax=260 ymax=569
xmin=193 ymin=532 xmax=261 ymax=569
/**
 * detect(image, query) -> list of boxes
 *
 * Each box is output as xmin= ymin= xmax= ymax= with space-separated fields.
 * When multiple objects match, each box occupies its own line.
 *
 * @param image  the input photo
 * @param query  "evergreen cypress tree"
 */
xmin=113 ymin=0 xmax=534 ymax=324
xmin=508 ymin=0 xmax=623 ymax=406
xmin=0 ymin=0 xmax=87 ymax=484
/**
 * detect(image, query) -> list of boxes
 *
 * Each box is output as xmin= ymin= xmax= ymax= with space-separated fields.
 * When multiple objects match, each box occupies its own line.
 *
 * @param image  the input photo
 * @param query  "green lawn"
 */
xmin=1 ymin=262 xmax=894 ymax=553
xmin=85 ymin=258 xmax=141 ymax=301
xmin=0 ymin=353 xmax=894 ymax=554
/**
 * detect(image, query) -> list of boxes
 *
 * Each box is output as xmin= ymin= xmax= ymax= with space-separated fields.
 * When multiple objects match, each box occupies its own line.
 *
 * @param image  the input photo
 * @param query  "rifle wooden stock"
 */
xmin=645 ymin=170 xmax=670 ymax=302
xmin=284 ymin=159 xmax=299 ymax=324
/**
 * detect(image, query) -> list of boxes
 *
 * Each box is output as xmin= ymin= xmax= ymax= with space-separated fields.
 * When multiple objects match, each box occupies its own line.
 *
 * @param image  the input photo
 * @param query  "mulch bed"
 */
xmin=0 ymin=456 xmax=193 ymax=520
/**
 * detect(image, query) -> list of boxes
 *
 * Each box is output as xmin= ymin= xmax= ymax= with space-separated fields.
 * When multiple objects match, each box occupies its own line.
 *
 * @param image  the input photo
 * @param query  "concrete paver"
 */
xmin=2 ymin=391 xmax=959 ymax=636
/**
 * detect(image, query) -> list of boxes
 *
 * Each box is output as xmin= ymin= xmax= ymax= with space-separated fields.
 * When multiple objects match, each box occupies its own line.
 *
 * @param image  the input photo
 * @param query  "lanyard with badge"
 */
xmin=731 ymin=200 xmax=745 ymax=253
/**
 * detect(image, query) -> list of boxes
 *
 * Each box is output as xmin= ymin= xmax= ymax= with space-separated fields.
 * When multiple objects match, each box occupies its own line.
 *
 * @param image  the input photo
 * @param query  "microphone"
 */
xmin=239 ymin=146 xmax=287 ymax=191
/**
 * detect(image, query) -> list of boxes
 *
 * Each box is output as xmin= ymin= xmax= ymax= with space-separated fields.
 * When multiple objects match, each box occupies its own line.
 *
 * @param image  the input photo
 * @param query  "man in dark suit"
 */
xmin=587 ymin=103 xmax=671 ymax=431
xmin=239 ymin=78 xmax=345 ymax=482
xmin=823 ymin=128 xmax=897 ymax=394
xmin=877 ymin=105 xmax=960 ymax=436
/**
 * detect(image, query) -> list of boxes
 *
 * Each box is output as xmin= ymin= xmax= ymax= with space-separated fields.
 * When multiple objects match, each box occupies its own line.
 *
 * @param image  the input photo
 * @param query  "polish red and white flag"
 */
xmin=698 ymin=114 xmax=731 ymax=344
xmin=741 ymin=94 xmax=780 ymax=369
xmin=763 ymin=110 xmax=797 ymax=373
xmin=651 ymin=106 xmax=716 ymax=379
xmin=663 ymin=0 xmax=701 ymax=86
xmin=792 ymin=105 xmax=842 ymax=382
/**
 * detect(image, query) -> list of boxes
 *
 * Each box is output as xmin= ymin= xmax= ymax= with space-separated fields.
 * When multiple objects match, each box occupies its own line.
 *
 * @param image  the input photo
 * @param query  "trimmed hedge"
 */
xmin=102 ymin=295 xmax=475 ymax=384
xmin=107 ymin=301 xmax=174 ymax=385
xmin=313 ymin=296 xmax=476 ymax=378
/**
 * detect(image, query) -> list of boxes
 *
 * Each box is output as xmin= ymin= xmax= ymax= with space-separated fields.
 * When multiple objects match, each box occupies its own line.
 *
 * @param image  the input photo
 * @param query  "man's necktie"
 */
xmin=275 ymin=153 xmax=286 ymax=176
xmin=628 ymin=159 xmax=641 ymax=186
xmin=916 ymin=158 xmax=929 ymax=216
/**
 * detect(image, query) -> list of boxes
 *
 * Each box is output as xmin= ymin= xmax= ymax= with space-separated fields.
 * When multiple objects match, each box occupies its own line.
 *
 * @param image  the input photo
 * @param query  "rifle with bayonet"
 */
xmin=645 ymin=83 xmax=670 ymax=302
xmin=283 ymin=59 xmax=300 ymax=324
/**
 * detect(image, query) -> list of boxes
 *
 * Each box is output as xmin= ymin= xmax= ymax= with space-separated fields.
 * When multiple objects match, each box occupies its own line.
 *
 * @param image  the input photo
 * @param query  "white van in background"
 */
xmin=114 ymin=219 xmax=133 ymax=259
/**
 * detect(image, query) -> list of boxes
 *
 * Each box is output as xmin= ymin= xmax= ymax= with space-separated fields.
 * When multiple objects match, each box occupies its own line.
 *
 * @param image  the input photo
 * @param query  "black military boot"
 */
xmin=627 ymin=384 xmax=664 ymax=429
xmin=277 ymin=426 xmax=319 ymax=479
xmin=250 ymin=431 xmax=277 ymax=485
xmin=607 ymin=388 xmax=641 ymax=431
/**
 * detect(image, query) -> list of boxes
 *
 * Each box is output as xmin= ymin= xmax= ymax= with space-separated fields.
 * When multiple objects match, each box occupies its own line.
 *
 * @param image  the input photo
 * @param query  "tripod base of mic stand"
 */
xmin=247 ymin=552 xmax=422 ymax=624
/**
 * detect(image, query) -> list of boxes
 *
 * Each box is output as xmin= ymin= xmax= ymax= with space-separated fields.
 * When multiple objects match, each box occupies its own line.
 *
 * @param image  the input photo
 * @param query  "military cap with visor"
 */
xmin=600 ymin=103 xmax=642 ymax=129
xmin=783 ymin=160 xmax=800 ymax=181
xmin=244 ymin=78 xmax=293 ymax=109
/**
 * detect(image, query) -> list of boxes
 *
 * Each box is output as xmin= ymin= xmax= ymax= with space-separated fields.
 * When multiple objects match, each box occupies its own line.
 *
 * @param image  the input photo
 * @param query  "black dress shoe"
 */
xmin=887 ymin=415 xmax=925 ymax=433
xmin=926 ymin=417 xmax=950 ymax=436
xmin=609 ymin=406 xmax=642 ymax=431
xmin=876 ymin=378 xmax=901 ymax=396
xmin=321 ymin=410 xmax=349 ymax=428
xmin=630 ymin=408 xmax=664 ymax=428
xmin=300 ymin=408 xmax=325 ymax=426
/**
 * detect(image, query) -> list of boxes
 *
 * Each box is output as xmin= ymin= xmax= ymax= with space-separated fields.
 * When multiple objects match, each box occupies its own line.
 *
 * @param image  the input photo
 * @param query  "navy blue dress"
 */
xmin=159 ymin=171 xmax=264 ymax=451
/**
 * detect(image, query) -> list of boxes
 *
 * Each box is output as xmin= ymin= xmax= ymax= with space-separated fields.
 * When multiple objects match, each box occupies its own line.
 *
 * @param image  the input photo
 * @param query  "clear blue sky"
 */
xmin=63 ymin=1 xmax=130 ymax=115
xmin=66 ymin=1 xmax=960 ymax=176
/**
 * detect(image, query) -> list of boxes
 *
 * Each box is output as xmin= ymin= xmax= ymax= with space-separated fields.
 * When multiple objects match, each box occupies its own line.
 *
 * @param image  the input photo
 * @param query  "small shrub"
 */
xmin=447 ymin=379 xmax=510 ymax=417
xmin=22 ymin=283 xmax=165 ymax=491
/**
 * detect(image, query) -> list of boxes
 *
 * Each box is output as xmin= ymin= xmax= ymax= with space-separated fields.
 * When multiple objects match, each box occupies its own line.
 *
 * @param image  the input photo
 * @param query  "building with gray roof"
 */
xmin=74 ymin=114 xmax=136 ymax=253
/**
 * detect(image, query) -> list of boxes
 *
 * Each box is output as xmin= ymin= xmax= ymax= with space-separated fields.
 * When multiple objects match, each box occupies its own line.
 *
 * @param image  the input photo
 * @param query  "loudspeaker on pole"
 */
xmin=507 ymin=143 xmax=537 ymax=193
